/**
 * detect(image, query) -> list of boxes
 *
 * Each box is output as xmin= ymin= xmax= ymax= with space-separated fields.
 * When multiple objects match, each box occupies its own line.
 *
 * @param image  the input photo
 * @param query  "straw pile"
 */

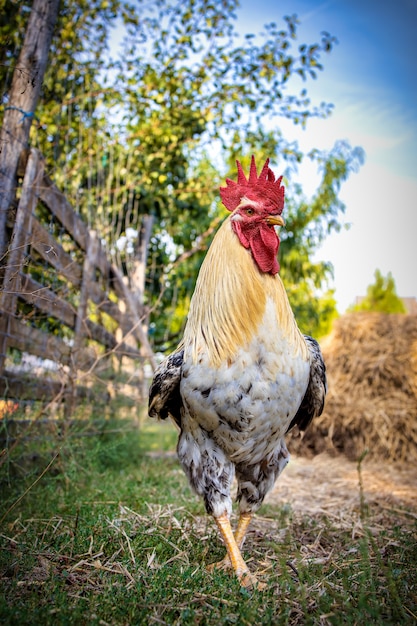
xmin=289 ymin=313 xmax=417 ymax=462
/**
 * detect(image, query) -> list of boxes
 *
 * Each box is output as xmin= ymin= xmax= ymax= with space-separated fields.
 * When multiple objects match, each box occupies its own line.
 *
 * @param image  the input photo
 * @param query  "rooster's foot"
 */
xmin=207 ymin=558 xmax=265 ymax=590
xmin=239 ymin=570 xmax=266 ymax=591
xmin=206 ymin=555 xmax=232 ymax=572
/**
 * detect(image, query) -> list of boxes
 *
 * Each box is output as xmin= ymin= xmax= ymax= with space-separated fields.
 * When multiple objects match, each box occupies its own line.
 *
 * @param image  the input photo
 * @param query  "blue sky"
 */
xmin=237 ymin=0 xmax=417 ymax=311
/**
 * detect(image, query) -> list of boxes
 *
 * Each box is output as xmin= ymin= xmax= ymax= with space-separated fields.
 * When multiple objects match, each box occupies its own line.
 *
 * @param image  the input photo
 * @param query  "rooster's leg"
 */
xmin=233 ymin=512 xmax=252 ymax=547
xmin=212 ymin=512 xmax=258 ymax=588
xmin=208 ymin=512 xmax=252 ymax=571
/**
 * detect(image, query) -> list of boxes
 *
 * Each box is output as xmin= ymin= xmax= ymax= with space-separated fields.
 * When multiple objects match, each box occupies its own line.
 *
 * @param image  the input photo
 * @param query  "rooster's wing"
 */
xmin=148 ymin=349 xmax=184 ymax=427
xmin=287 ymin=335 xmax=327 ymax=433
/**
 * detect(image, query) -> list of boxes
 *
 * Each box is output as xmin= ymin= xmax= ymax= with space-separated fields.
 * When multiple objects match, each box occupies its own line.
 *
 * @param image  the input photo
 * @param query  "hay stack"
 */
xmin=289 ymin=313 xmax=417 ymax=462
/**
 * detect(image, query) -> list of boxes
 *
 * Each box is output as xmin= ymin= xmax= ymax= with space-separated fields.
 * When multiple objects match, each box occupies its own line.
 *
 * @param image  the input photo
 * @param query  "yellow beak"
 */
xmin=265 ymin=215 xmax=285 ymax=227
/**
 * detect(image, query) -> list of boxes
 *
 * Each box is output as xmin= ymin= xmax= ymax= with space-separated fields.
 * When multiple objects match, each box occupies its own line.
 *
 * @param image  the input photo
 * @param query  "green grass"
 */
xmin=0 ymin=413 xmax=416 ymax=625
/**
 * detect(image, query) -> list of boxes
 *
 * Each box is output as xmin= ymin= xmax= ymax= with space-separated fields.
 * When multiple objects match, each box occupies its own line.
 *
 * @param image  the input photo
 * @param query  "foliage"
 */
xmin=0 ymin=0 xmax=365 ymax=349
xmin=349 ymin=269 xmax=406 ymax=314
xmin=0 ymin=417 xmax=416 ymax=625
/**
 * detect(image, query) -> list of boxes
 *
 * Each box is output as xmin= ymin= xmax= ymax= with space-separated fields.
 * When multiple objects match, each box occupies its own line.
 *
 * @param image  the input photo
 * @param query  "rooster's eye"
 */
xmin=245 ymin=208 xmax=254 ymax=216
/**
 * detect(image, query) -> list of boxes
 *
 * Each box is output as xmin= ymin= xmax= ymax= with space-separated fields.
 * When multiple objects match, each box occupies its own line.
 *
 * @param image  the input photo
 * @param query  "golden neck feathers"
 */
xmin=182 ymin=218 xmax=307 ymax=367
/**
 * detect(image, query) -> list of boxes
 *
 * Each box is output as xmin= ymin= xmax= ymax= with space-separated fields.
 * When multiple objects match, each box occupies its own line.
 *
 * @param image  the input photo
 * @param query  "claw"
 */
xmin=206 ymin=556 xmax=232 ymax=573
xmin=240 ymin=571 xmax=266 ymax=591
xmin=207 ymin=557 xmax=264 ymax=590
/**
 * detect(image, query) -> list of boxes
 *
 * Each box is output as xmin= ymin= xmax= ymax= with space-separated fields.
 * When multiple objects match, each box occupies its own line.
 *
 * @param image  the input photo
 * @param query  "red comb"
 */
xmin=220 ymin=156 xmax=285 ymax=214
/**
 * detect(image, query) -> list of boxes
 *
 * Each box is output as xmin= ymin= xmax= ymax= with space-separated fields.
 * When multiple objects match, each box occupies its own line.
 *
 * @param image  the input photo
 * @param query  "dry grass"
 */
xmin=1 ymin=431 xmax=416 ymax=625
xmin=290 ymin=313 xmax=417 ymax=462
xmin=2 ymin=491 xmax=416 ymax=625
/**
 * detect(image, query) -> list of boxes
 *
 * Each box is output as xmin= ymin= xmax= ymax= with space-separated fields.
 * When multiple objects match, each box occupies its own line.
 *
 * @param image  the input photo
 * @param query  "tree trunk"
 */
xmin=0 ymin=0 xmax=60 ymax=263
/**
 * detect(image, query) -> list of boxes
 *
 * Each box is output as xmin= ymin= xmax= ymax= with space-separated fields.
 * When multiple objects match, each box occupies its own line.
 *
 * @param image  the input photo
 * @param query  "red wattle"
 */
xmin=232 ymin=222 xmax=280 ymax=275
xmin=250 ymin=226 xmax=280 ymax=274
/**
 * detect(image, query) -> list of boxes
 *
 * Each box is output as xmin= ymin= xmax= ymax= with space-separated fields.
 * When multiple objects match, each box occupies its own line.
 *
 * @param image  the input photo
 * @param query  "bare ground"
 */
xmin=267 ymin=453 xmax=417 ymax=519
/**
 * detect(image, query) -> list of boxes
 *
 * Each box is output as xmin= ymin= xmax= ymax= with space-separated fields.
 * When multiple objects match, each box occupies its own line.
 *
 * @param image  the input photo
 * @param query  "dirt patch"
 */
xmin=267 ymin=453 xmax=417 ymax=519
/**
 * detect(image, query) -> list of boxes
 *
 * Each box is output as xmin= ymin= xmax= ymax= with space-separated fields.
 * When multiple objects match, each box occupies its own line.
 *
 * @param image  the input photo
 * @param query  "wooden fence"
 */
xmin=0 ymin=147 xmax=155 ymax=417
